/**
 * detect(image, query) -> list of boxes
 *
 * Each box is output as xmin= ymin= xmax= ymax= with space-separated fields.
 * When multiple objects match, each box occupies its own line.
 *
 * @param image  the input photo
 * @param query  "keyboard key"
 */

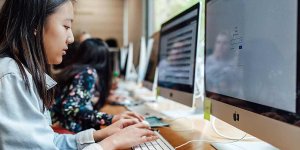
xmin=146 ymin=142 xmax=152 ymax=146
xmin=156 ymin=139 xmax=171 ymax=150
xmin=141 ymin=146 xmax=148 ymax=150
xmin=132 ymin=131 xmax=175 ymax=150
xmin=133 ymin=146 xmax=142 ymax=150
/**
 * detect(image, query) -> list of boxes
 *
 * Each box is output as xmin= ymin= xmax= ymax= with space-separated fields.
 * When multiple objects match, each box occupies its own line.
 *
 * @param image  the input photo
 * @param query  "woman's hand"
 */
xmin=99 ymin=122 xmax=159 ymax=150
xmin=112 ymin=111 xmax=144 ymax=123
xmin=93 ymin=118 xmax=139 ymax=142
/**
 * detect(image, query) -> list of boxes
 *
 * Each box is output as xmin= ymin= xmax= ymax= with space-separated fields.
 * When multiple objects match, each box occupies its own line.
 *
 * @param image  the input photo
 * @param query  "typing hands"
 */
xmin=112 ymin=111 xmax=145 ymax=123
xmin=99 ymin=122 xmax=158 ymax=150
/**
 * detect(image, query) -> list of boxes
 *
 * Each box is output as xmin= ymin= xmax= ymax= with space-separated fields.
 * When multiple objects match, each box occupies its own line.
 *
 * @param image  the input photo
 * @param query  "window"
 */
xmin=153 ymin=0 xmax=203 ymax=32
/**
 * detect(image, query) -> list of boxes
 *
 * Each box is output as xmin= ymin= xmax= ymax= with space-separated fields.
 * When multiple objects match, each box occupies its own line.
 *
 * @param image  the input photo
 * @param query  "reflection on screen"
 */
xmin=158 ymin=9 xmax=198 ymax=90
xmin=206 ymin=0 xmax=297 ymax=113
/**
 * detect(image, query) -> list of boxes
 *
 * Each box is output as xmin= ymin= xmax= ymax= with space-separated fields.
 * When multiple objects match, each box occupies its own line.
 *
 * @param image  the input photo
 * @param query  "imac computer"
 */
xmin=119 ymin=46 xmax=128 ymax=77
xmin=205 ymin=0 xmax=300 ymax=149
xmin=138 ymin=37 xmax=154 ymax=84
xmin=157 ymin=3 xmax=200 ymax=107
xmin=125 ymin=43 xmax=134 ymax=80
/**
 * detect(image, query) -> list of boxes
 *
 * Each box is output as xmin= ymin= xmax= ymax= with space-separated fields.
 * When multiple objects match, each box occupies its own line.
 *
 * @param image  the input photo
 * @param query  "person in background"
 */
xmin=52 ymin=41 xmax=80 ymax=71
xmin=79 ymin=31 xmax=92 ymax=43
xmin=105 ymin=38 xmax=118 ymax=48
xmin=206 ymin=31 xmax=242 ymax=97
xmin=0 ymin=0 xmax=157 ymax=149
xmin=52 ymin=38 xmax=143 ymax=133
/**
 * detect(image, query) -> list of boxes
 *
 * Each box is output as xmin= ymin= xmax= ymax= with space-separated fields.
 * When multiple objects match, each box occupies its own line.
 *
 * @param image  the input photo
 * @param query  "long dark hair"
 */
xmin=56 ymin=38 xmax=112 ymax=109
xmin=0 ymin=0 xmax=72 ymax=110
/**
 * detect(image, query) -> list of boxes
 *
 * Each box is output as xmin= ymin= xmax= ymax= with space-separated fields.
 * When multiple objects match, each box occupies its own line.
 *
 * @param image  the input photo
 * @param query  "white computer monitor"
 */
xmin=138 ymin=37 xmax=147 ymax=83
xmin=143 ymin=35 xmax=158 ymax=90
xmin=119 ymin=46 xmax=128 ymax=76
xmin=138 ymin=37 xmax=154 ymax=84
xmin=157 ymin=3 xmax=201 ymax=107
xmin=125 ymin=43 xmax=137 ymax=81
xmin=205 ymin=0 xmax=300 ymax=149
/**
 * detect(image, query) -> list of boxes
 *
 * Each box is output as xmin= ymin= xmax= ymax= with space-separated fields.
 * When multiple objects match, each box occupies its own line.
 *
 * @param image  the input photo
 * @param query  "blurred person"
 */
xmin=206 ymin=31 xmax=243 ymax=97
xmin=79 ymin=31 xmax=91 ymax=43
xmin=52 ymin=38 xmax=144 ymax=133
xmin=105 ymin=38 xmax=118 ymax=48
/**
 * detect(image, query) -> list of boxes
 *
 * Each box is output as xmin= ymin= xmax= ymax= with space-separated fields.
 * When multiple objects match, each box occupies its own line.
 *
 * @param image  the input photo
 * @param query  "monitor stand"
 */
xmin=159 ymin=95 xmax=203 ymax=119
xmin=212 ymin=140 xmax=278 ymax=150
xmin=210 ymin=117 xmax=279 ymax=150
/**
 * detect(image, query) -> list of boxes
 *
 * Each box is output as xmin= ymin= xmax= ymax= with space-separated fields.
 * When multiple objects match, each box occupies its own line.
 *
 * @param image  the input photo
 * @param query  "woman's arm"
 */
xmin=0 ymin=73 xmax=81 ymax=149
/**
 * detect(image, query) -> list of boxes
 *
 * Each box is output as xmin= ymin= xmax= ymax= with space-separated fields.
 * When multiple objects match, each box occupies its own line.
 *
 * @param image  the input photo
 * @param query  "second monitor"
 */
xmin=157 ymin=3 xmax=200 ymax=107
xmin=205 ymin=0 xmax=300 ymax=149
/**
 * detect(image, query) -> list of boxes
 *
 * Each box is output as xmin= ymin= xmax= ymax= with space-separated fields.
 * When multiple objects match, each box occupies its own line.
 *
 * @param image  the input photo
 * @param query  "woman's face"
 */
xmin=43 ymin=1 xmax=74 ymax=65
xmin=213 ymin=34 xmax=230 ymax=59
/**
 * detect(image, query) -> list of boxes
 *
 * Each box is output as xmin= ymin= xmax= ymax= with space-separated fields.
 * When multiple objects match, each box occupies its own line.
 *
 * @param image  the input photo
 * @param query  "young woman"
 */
xmin=0 ymin=0 xmax=157 ymax=150
xmin=52 ymin=38 xmax=142 ymax=133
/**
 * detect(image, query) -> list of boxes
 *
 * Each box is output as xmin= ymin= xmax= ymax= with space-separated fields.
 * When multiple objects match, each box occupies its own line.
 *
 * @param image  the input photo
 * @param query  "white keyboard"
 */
xmin=132 ymin=131 xmax=175 ymax=150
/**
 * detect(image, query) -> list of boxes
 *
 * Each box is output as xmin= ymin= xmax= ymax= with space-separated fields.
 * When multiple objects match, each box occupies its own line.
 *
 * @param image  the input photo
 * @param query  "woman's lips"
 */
xmin=62 ymin=48 xmax=68 ymax=55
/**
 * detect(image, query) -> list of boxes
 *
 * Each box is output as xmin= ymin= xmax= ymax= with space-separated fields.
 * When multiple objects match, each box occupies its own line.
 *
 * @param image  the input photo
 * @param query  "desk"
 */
xmin=100 ymin=97 xmax=251 ymax=150
xmin=104 ymin=80 xmax=272 ymax=150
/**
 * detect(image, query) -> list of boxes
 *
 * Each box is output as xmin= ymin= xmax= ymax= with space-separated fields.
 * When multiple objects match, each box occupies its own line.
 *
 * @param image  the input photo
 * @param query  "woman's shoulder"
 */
xmin=71 ymin=66 xmax=98 ymax=90
xmin=74 ymin=66 xmax=97 ymax=81
xmin=80 ymin=66 xmax=97 ymax=76
xmin=0 ymin=57 xmax=23 ymax=79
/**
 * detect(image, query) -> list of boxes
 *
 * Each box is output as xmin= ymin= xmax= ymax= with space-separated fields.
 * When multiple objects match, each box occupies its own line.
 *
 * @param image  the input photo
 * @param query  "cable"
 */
xmin=211 ymin=117 xmax=256 ymax=140
xmin=166 ymin=117 xmax=195 ymax=132
xmin=174 ymin=134 xmax=247 ymax=149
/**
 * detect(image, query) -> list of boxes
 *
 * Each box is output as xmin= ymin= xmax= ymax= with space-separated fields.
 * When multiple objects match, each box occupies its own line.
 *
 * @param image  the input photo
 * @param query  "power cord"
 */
xmin=174 ymin=117 xmax=256 ymax=149
xmin=174 ymin=133 xmax=247 ymax=149
xmin=211 ymin=117 xmax=255 ymax=140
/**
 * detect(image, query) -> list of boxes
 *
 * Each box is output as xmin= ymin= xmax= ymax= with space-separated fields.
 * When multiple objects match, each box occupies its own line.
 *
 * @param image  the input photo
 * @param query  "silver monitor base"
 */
xmin=212 ymin=141 xmax=278 ymax=150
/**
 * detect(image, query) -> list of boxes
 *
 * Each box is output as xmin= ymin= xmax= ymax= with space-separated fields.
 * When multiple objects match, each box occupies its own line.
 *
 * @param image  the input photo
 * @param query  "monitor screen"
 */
xmin=205 ymin=0 xmax=299 ymax=124
xmin=158 ymin=3 xmax=199 ymax=94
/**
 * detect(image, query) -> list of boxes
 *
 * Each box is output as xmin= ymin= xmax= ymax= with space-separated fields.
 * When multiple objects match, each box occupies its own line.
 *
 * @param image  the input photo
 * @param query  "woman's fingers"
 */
xmin=137 ymin=129 xmax=159 ymax=143
xmin=121 ymin=118 xmax=139 ymax=127
xmin=141 ymin=135 xmax=159 ymax=143
xmin=132 ymin=122 xmax=151 ymax=129
xmin=123 ymin=112 xmax=144 ymax=121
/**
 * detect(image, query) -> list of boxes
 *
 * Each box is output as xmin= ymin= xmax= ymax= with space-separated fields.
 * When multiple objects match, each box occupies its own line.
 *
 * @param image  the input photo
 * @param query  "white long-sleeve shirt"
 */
xmin=0 ymin=57 xmax=103 ymax=150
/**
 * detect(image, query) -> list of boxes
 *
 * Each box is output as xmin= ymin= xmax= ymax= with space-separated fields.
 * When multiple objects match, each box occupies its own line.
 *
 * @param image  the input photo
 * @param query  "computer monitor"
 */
xmin=125 ymin=43 xmax=137 ymax=81
xmin=157 ymin=3 xmax=200 ymax=107
xmin=137 ymin=37 xmax=154 ymax=84
xmin=143 ymin=32 xmax=160 ymax=90
xmin=119 ymin=47 xmax=128 ymax=77
xmin=205 ymin=0 xmax=300 ymax=149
